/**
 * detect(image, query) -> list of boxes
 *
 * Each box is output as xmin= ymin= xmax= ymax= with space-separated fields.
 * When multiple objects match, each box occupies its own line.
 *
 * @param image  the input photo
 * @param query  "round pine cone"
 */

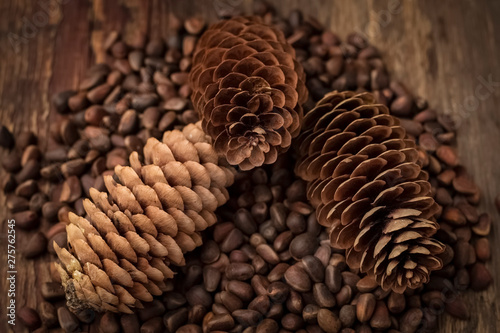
xmin=54 ymin=122 xmax=235 ymax=313
xmin=295 ymin=91 xmax=445 ymax=293
xmin=189 ymin=16 xmax=308 ymax=170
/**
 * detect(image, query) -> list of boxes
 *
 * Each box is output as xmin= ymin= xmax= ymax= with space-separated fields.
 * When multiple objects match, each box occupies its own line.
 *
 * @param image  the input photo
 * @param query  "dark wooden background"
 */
xmin=0 ymin=0 xmax=499 ymax=332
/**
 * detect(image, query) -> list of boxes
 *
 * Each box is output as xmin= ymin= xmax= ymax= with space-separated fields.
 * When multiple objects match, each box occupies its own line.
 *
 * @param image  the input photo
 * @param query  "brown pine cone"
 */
xmin=189 ymin=16 xmax=308 ymax=170
xmin=54 ymin=122 xmax=235 ymax=313
xmin=295 ymin=91 xmax=444 ymax=293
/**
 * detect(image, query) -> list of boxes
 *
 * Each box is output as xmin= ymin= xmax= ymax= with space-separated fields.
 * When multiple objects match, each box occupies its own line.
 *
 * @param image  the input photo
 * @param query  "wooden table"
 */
xmin=0 ymin=0 xmax=498 ymax=332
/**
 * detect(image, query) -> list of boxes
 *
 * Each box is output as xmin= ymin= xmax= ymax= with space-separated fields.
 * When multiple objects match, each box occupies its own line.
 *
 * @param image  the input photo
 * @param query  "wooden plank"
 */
xmin=0 ymin=1 xmax=498 ymax=332
xmin=262 ymin=1 xmax=500 ymax=331
xmin=0 ymin=1 xmax=63 ymax=332
xmin=0 ymin=1 xmax=151 ymax=332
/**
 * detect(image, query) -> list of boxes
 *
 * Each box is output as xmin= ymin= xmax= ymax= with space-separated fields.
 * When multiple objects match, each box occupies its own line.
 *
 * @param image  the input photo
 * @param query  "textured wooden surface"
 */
xmin=0 ymin=0 xmax=499 ymax=332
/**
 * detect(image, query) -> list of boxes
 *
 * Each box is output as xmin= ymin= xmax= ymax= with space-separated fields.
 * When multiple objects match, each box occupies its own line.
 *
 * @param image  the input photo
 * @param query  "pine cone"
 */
xmin=54 ymin=122 xmax=235 ymax=313
xmin=189 ymin=16 xmax=308 ymax=170
xmin=295 ymin=91 xmax=445 ymax=293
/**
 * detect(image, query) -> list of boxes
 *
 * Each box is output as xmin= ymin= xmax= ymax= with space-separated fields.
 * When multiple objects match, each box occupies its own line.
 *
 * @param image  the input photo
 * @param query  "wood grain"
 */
xmin=0 ymin=1 xmax=498 ymax=332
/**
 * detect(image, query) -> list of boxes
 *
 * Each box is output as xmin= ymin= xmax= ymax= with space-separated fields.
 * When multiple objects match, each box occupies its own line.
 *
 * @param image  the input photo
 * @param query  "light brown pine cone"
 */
xmin=295 ymin=91 xmax=445 ymax=293
xmin=54 ymin=122 xmax=235 ymax=313
xmin=189 ymin=16 xmax=308 ymax=170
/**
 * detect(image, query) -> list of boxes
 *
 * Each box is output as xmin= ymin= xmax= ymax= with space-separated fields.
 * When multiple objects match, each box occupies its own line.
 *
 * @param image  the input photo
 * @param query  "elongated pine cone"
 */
xmin=189 ymin=16 xmax=308 ymax=170
xmin=54 ymin=122 xmax=235 ymax=313
xmin=295 ymin=91 xmax=445 ymax=293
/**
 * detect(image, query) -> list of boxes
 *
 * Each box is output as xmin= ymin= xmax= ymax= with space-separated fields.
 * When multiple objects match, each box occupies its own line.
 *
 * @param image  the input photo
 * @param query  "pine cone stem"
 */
xmin=55 ymin=122 xmax=235 ymax=313
xmin=295 ymin=91 xmax=444 ymax=293
xmin=189 ymin=16 xmax=308 ymax=170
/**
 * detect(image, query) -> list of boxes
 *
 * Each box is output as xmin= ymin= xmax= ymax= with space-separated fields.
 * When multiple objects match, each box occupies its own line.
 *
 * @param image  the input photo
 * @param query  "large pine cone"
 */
xmin=189 ymin=16 xmax=308 ymax=170
xmin=54 ymin=122 xmax=235 ymax=313
xmin=295 ymin=91 xmax=445 ymax=293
